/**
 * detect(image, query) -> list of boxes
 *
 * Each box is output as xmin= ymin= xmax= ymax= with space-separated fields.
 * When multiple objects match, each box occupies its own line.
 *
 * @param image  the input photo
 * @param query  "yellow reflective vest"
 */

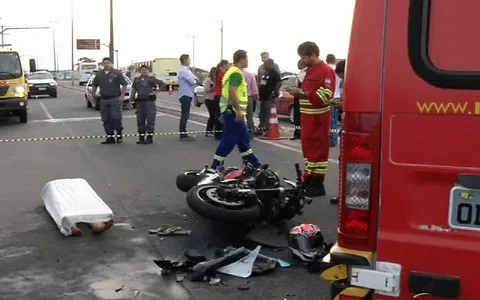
xmin=220 ymin=66 xmax=248 ymax=115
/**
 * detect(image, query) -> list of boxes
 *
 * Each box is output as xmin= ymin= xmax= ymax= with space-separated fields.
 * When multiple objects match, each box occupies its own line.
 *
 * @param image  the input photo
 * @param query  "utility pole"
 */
xmin=115 ymin=50 xmax=119 ymax=69
xmin=109 ymin=0 xmax=114 ymax=63
xmin=71 ymin=0 xmax=75 ymax=86
xmin=220 ymin=21 xmax=224 ymax=60
xmin=52 ymin=25 xmax=57 ymax=72
xmin=188 ymin=36 xmax=195 ymax=68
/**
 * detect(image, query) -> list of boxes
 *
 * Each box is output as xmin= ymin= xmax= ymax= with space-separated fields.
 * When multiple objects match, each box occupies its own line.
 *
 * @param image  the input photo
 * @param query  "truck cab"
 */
xmin=320 ymin=1 xmax=480 ymax=299
xmin=0 ymin=50 xmax=28 ymax=123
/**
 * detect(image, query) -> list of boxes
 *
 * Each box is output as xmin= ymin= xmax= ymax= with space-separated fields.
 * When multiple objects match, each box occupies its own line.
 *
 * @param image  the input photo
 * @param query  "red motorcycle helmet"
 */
xmin=287 ymin=223 xmax=325 ymax=262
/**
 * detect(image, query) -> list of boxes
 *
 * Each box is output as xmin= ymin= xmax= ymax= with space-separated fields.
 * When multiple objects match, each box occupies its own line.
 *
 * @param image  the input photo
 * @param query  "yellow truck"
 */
xmin=0 ymin=49 xmax=28 ymax=123
xmin=131 ymin=57 xmax=180 ymax=89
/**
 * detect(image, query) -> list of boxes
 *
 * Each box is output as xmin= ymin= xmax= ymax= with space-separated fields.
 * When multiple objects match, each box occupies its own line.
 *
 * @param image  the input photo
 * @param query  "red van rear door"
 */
xmin=378 ymin=0 xmax=480 ymax=298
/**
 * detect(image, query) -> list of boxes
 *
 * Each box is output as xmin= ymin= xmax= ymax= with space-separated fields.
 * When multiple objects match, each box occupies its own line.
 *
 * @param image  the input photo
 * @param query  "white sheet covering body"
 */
xmin=41 ymin=178 xmax=114 ymax=236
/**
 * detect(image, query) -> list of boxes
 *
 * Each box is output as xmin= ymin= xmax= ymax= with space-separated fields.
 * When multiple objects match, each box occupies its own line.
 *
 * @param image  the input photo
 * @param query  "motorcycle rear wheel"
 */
xmin=186 ymin=184 xmax=262 ymax=223
xmin=176 ymin=172 xmax=208 ymax=193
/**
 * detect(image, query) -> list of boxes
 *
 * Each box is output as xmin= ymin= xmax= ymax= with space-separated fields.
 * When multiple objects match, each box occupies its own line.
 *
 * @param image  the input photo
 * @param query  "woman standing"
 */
xmin=212 ymin=60 xmax=230 ymax=140
xmin=204 ymin=67 xmax=217 ymax=136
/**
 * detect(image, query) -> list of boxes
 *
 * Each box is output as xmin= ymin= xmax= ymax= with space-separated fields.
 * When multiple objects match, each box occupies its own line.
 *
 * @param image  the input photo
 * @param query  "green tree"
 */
xmin=77 ymin=57 xmax=96 ymax=63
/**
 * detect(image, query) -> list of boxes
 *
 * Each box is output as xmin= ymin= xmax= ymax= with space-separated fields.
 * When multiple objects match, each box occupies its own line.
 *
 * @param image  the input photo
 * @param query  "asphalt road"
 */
xmin=0 ymin=84 xmax=340 ymax=300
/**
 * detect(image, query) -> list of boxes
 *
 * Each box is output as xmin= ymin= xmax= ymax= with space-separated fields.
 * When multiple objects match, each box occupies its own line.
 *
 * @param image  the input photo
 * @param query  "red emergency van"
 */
xmin=320 ymin=0 xmax=480 ymax=299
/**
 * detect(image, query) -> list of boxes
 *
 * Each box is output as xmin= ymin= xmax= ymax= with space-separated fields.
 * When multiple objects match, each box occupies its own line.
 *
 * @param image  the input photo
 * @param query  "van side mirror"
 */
xmin=53 ymin=76 xmax=57 ymax=81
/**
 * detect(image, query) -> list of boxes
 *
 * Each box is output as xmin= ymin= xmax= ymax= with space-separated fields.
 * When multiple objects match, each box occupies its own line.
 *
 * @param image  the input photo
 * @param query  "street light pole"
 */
xmin=188 ymin=35 xmax=195 ymax=68
xmin=51 ymin=22 xmax=57 ymax=73
xmin=71 ymin=0 xmax=75 ymax=86
xmin=220 ymin=21 xmax=224 ymax=60
xmin=0 ymin=26 xmax=48 ymax=48
xmin=109 ymin=0 xmax=114 ymax=62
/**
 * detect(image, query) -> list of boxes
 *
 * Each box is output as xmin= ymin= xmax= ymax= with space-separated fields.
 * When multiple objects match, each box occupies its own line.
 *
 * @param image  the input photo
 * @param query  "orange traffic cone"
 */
xmin=261 ymin=102 xmax=287 ymax=140
xmin=168 ymin=85 xmax=173 ymax=95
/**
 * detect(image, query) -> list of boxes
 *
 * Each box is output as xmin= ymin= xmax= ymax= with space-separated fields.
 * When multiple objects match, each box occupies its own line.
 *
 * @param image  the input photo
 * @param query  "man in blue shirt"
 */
xmin=178 ymin=54 xmax=199 ymax=141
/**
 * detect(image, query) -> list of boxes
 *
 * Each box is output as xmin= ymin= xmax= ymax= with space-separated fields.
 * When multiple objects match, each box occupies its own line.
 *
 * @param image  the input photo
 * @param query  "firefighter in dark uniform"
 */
xmin=90 ymin=57 xmax=128 ymax=144
xmin=130 ymin=65 xmax=165 ymax=144
xmin=291 ymin=59 xmax=307 ymax=140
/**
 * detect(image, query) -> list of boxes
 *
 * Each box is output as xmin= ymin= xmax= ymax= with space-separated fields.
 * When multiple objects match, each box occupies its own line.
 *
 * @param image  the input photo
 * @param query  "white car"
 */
xmin=193 ymin=85 xmax=205 ymax=107
xmin=27 ymin=71 xmax=58 ymax=98
xmin=84 ymin=74 xmax=133 ymax=110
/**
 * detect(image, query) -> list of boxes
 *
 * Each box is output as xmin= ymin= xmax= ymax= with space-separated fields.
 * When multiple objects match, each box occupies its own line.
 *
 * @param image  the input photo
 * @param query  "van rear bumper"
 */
xmin=0 ymin=98 xmax=28 ymax=112
xmin=320 ymin=243 xmax=374 ymax=299
xmin=320 ymin=244 xmax=402 ymax=299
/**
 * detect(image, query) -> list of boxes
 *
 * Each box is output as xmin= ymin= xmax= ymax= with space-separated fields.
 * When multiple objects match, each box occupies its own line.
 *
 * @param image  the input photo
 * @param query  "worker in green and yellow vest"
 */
xmin=211 ymin=50 xmax=262 ymax=170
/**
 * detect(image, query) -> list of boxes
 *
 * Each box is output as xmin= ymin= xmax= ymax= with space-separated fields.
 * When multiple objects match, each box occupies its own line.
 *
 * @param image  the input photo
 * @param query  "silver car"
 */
xmin=84 ymin=74 xmax=133 ymax=110
xmin=193 ymin=85 xmax=205 ymax=107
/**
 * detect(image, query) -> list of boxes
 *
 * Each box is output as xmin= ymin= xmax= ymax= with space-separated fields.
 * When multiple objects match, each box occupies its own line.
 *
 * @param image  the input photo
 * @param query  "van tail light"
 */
xmin=338 ymin=112 xmax=381 ymax=252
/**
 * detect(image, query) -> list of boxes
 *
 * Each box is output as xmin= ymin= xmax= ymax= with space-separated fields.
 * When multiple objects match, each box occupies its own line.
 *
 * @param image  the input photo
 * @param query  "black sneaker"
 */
xmin=101 ymin=137 xmax=116 ymax=144
xmin=305 ymin=184 xmax=326 ymax=197
xmin=180 ymin=136 xmax=196 ymax=141
xmin=116 ymin=131 xmax=123 ymax=144
xmin=145 ymin=135 xmax=153 ymax=144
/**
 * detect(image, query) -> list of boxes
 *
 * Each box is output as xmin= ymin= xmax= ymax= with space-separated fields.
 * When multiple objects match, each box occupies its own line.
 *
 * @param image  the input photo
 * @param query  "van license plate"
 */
xmin=39 ymin=88 xmax=46 ymax=90
xmin=449 ymin=186 xmax=480 ymax=231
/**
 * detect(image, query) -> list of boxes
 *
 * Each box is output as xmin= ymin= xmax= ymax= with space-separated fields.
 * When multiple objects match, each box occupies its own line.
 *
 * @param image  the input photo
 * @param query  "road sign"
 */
xmin=76 ymin=39 xmax=100 ymax=50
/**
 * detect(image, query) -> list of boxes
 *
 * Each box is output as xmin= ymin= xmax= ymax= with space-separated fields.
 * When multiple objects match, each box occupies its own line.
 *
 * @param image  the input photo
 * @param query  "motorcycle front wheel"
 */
xmin=186 ymin=184 xmax=262 ymax=223
xmin=176 ymin=171 xmax=208 ymax=193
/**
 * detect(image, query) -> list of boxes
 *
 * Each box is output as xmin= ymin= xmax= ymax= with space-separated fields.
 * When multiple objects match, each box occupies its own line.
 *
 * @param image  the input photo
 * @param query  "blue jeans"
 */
xmin=179 ymin=96 xmax=192 ymax=138
xmin=211 ymin=112 xmax=261 ymax=169
xmin=330 ymin=104 xmax=339 ymax=146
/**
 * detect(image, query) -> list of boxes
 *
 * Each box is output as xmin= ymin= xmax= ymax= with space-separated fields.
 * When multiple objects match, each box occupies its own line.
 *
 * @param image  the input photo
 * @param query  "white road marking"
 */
xmin=39 ymin=101 xmax=54 ymax=120
xmin=31 ymin=112 xmax=168 ymax=123
xmin=52 ymin=87 xmax=338 ymax=164
xmin=162 ymin=114 xmax=339 ymax=164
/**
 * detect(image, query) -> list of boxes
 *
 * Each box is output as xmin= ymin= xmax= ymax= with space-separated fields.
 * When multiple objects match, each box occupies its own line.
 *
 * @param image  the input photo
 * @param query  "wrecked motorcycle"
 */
xmin=176 ymin=163 xmax=312 ymax=223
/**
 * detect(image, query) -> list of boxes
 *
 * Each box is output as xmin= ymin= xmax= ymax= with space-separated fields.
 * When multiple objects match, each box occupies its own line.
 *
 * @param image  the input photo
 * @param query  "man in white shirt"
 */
xmin=326 ymin=54 xmax=341 ymax=147
xmin=178 ymin=54 xmax=199 ymax=141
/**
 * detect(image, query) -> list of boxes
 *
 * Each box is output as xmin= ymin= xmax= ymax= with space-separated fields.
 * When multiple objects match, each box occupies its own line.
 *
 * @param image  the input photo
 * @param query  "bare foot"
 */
xmin=71 ymin=223 xmax=82 ymax=236
xmin=91 ymin=220 xmax=114 ymax=235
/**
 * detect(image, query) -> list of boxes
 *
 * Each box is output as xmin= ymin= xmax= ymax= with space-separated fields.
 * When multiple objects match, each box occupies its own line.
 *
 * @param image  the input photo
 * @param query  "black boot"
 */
xmin=290 ymin=129 xmax=301 ymax=140
xmin=137 ymin=132 xmax=145 ymax=144
xmin=305 ymin=176 xmax=326 ymax=197
xmin=145 ymin=132 xmax=153 ymax=144
xmin=116 ymin=130 xmax=123 ymax=144
xmin=101 ymin=132 xmax=116 ymax=144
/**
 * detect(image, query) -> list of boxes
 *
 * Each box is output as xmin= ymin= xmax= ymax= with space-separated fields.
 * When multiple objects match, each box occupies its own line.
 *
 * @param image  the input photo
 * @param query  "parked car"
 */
xmin=84 ymin=74 xmax=133 ymax=110
xmin=27 ymin=71 xmax=58 ymax=98
xmin=276 ymin=75 xmax=299 ymax=123
xmin=193 ymin=85 xmax=205 ymax=107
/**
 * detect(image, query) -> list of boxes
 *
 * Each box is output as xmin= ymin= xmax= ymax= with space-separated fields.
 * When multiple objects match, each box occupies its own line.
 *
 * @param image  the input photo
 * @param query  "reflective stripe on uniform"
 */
xmin=299 ymin=99 xmax=311 ymax=106
xmin=213 ymin=154 xmax=225 ymax=161
xmin=300 ymin=106 xmax=330 ymax=115
xmin=316 ymin=87 xmax=333 ymax=105
xmin=305 ymin=160 xmax=328 ymax=175
xmin=240 ymin=149 xmax=254 ymax=157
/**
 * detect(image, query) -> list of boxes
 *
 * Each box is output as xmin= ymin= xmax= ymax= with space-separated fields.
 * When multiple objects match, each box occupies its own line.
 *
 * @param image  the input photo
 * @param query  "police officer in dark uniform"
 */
xmin=90 ymin=57 xmax=128 ymax=144
xmin=130 ymin=65 xmax=165 ymax=144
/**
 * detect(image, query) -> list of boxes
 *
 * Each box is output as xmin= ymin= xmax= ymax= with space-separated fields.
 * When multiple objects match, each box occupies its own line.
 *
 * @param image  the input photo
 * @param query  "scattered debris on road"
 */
xmin=148 ymin=224 xmax=192 ymax=236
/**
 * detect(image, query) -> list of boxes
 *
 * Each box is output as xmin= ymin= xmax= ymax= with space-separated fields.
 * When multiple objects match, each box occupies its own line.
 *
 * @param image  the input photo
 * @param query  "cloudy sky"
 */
xmin=1 ymin=0 xmax=355 ymax=73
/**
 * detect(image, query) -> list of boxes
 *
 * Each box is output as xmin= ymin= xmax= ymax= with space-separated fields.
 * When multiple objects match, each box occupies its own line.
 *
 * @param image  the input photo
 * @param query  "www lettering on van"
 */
xmin=416 ymin=102 xmax=480 ymax=115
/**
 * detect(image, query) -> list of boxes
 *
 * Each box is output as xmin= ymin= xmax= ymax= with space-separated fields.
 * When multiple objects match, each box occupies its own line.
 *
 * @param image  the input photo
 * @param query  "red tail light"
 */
xmin=338 ymin=112 xmax=381 ymax=252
